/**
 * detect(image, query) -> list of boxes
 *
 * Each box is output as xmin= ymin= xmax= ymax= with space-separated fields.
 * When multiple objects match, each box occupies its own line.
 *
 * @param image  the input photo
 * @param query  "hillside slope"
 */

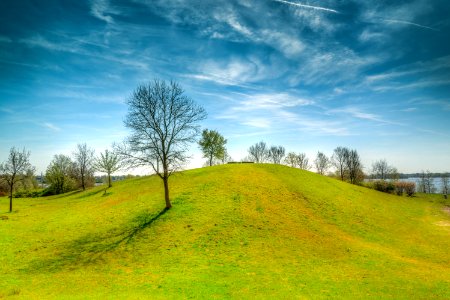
xmin=1 ymin=164 xmax=449 ymax=298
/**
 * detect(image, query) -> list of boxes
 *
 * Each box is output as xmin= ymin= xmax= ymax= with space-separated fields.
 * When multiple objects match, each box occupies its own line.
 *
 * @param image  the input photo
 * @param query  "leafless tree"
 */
xmin=284 ymin=152 xmax=298 ymax=167
xmin=314 ymin=151 xmax=330 ymax=175
xmin=442 ymin=173 xmax=449 ymax=199
xmin=94 ymin=149 xmax=122 ymax=188
xmin=332 ymin=146 xmax=349 ymax=181
xmin=116 ymin=80 xmax=206 ymax=209
xmin=372 ymin=159 xmax=395 ymax=180
xmin=297 ymin=153 xmax=310 ymax=170
xmin=73 ymin=143 xmax=95 ymax=191
xmin=268 ymin=145 xmax=285 ymax=164
xmin=248 ymin=141 xmax=268 ymax=163
xmin=198 ymin=129 xmax=227 ymax=166
xmin=0 ymin=147 xmax=34 ymax=212
xmin=345 ymin=149 xmax=363 ymax=184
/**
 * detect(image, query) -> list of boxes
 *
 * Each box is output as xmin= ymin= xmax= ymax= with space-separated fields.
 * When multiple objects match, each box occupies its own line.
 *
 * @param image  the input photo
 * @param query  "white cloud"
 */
xmin=43 ymin=122 xmax=61 ymax=132
xmin=273 ymin=0 xmax=339 ymax=14
xmin=90 ymin=0 xmax=116 ymax=24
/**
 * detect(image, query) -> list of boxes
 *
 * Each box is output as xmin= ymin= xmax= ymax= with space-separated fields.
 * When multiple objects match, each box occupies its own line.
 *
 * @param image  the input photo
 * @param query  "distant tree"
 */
xmin=198 ymin=129 xmax=227 ymax=166
xmin=284 ymin=152 xmax=298 ymax=167
xmin=297 ymin=153 xmax=311 ymax=170
xmin=73 ymin=143 xmax=95 ymax=191
xmin=314 ymin=151 xmax=330 ymax=175
xmin=345 ymin=149 xmax=363 ymax=184
xmin=426 ymin=171 xmax=436 ymax=193
xmin=442 ymin=173 xmax=449 ymax=199
xmin=46 ymin=154 xmax=76 ymax=195
xmin=94 ymin=149 xmax=122 ymax=188
xmin=248 ymin=141 xmax=268 ymax=163
xmin=418 ymin=171 xmax=426 ymax=193
xmin=0 ymin=147 xmax=34 ymax=212
xmin=268 ymin=146 xmax=285 ymax=164
xmin=372 ymin=159 xmax=395 ymax=180
xmin=332 ymin=146 xmax=349 ymax=181
xmin=116 ymin=79 xmax=206 ymax=209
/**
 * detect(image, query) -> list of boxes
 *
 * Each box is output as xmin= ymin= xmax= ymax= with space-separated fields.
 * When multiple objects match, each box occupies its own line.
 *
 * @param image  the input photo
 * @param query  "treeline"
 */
xmin=1 ymin=79 xmax=449 ymax=213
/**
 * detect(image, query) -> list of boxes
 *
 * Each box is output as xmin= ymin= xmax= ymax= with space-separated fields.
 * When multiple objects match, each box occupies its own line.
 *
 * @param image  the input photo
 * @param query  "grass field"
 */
xmin=1 ymin=164 xmax=449 ymax=299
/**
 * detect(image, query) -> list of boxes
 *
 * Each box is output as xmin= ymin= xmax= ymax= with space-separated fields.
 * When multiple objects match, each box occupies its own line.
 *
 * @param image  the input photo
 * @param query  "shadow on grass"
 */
xmin=27 ymin=208 xmax=169 ymax=272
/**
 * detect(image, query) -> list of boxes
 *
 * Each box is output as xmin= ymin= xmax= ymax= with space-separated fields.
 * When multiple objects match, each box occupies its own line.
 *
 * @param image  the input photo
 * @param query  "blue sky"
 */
xmin=1 ymin=0 xmax=449 ymax=174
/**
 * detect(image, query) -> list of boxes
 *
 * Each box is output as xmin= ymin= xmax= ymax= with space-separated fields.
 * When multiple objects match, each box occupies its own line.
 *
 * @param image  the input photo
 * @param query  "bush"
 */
xmin=373 ymin=180 xmax=395 ymax=194
xmin=403 ymin=182 xmax=416 ymax=197
xmin=13 ymin=190 xmax=43 ymax=198
xmin=394 ymin=182 xmax=405 ymax=195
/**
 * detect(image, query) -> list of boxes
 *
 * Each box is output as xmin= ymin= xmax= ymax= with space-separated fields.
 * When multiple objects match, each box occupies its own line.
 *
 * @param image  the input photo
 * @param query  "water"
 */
xmin=398 ymin=177 xmax=445 ymax=193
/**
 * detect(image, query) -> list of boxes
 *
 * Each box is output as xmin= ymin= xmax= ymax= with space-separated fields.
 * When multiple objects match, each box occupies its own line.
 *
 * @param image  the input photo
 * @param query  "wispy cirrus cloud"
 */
xmin=42 ymin=122 xmax=61 ymax=132
xmin=273 ymin=0 xmax=339 ymax=14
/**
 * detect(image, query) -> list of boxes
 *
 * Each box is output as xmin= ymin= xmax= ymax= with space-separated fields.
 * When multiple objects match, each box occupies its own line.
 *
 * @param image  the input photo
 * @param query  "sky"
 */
xmin=0 ymin=0 xmax=449 ymax=174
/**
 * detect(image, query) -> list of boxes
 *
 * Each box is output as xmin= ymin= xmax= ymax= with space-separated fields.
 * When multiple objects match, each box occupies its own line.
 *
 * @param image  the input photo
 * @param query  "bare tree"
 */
xmin=372 ymin=159 xmax=394 ymax=180
xmin=332 ymin=146 xmax=349 ymax=181
xmin=297 ymin=153 xmax=311 ymax=170
xmin=94 ymin=149 xmax=122 ymax=188
xmin=0 ymin=147 xmax=34 ymax=212
xmin=73 ymin=143 xmax=95 ymax=191
xmin=345 ymin=149 xmax=363 ymax=184
xmin=248 ymin=141 xmax=268 ymax=163
xmin=442 ymin=173 xmax=449 ymax=199
xmin=314 ymin=151 xmax=330 ymax=175
xmin=268 ymin=145 xmax=285 ymax=164
xmin=284 ymin=152 xmax=298 ymax=167
xmin=198 ymin=129 xmax=227 ymax=166
xmin=116 ymin=80 xmax=206 ymax=209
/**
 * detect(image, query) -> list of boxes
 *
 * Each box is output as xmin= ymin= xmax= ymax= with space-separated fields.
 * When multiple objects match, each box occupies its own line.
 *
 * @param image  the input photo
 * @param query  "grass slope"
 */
xmin=1 ymin=164 xmax=449 ymax=299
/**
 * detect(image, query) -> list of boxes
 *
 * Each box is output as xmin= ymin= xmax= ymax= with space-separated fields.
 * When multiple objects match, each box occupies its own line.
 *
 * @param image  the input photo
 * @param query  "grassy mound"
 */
xmin=1 ymin=164 xmax=449 ymax=298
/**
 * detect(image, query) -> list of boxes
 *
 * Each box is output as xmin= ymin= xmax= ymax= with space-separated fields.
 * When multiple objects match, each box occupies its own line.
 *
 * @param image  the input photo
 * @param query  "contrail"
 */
xmin=382 ymin=19 xmax=438 ymax=31
xmin=273 ymin=0 xmax=339 ymax=14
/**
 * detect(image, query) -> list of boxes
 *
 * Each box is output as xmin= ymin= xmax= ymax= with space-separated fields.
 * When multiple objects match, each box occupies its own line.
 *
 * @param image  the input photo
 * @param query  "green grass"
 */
xmin=1 ymin=164 xmax=449 ymax=299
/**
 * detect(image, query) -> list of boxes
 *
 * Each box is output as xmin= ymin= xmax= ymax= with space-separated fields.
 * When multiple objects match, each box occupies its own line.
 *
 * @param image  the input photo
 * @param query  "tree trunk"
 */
xmin=108 ymin=173 xmax=112 ymax=188
xmin=9 ymin=184 xmax=14 ymax=212
xmin=81 ymin=174 xmax=85 ymax=191
xmin=209 ymin=155 xmax=213 ymax=166
xmin=163 ymin=176 xmax=171 ymax=209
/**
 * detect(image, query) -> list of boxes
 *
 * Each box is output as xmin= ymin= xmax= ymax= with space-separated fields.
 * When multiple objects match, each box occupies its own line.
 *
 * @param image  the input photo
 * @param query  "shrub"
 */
xmin=373 ymin=180 xmax=395 ymax=194
xmin=403 ymin=182 xmax=416 ymax=197
xmin=394 ymin=182 xmax=405 ymax=195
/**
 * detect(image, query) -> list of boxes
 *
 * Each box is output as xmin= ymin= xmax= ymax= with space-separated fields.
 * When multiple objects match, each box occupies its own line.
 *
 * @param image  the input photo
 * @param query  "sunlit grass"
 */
xmin=1 ymin=164 xmax=449 ymax=298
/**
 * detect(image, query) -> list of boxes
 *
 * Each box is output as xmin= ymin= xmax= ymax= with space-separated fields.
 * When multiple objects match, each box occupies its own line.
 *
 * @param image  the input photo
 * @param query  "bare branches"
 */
xmin=248 ymin=141 xmax=269 ymax=163
xmin=121 ymin=79 xmax=206 ymax=208
xmin=268 ymin=146 xmax=285 ymax=164
xmin=0 ymin=147 xmax=34 ymax=212
xmin=73 ymin=143 xmax=95 ymax=191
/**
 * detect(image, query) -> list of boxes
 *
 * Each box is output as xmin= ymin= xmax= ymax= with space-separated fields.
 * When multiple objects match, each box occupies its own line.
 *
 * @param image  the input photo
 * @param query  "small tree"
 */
xmin=117 ymin=79 xmax=206 ymax=209
xmin=284 ymin=152 xmax=298 ymax=167
xmin=94 ymin=150 xmax=122 ymax=188
xmin=314 ymin=151 xmax=329 ymax=175
xmin=46 ymin=154 xmax=76 ymax=195
xmin=297 ymin=153 xmax=310 ymax=170
xmin=248 ymin=141 xmax=268 ymax=163
xmin=268 ymin=146 xmax=285 ymax=164
xmin=198 ymin=129 xmax=227 ymax=166
xmin=372 ymin=159 xmax=396 ymax=180
xmin=332 ymin=147 xmax=349 ymax=181
xmin=345 ymin=149 xmax=363 ymax=184
xmin=0 ymin=147 xmax=34 ymax=212
xmin=441 ymin=173 xmax=448 ymax=199
xmin=73 ymin=143 xmax=95 ymax=191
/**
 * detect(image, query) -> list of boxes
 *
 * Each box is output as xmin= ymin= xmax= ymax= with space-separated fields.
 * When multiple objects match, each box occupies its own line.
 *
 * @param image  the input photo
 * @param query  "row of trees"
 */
xmin=1 ymin=80 xmax=448 ymax=212
xmin=0 ymin=145 xmax=123 ymax=212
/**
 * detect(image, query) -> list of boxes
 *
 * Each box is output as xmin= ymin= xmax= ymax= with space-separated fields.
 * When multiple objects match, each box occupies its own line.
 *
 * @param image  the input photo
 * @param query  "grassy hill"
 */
xmin=1 ymin=164 xmax=449 ymax=299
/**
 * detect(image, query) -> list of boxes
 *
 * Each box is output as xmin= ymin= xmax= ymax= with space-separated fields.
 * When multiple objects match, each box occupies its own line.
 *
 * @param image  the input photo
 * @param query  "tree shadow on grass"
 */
xmin=27 ymin=208 xmax=169 ymax=272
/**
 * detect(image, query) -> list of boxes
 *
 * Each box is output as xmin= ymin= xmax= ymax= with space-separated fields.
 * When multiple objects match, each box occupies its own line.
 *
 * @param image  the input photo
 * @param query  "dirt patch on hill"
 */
xmin=443 ymin=206 xmax=450 ymax=215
